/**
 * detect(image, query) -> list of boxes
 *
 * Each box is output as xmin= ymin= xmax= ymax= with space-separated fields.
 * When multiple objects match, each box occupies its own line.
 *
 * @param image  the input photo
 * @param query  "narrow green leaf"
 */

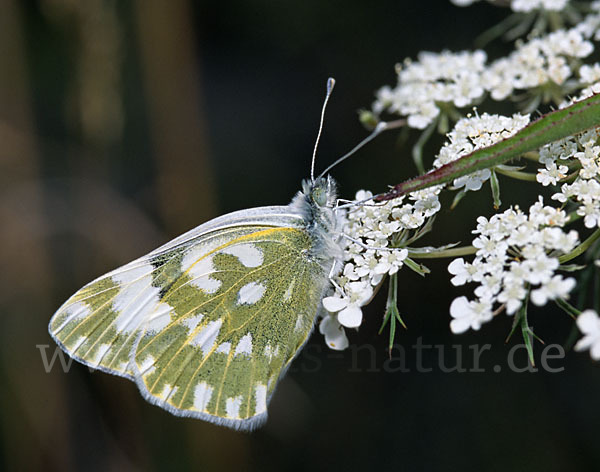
xmin=403 ymin=257 xmax=430 ymax=276
xmin=490 ymin=170 xmax=501 ymax=209
xmin=554 ymin=297 xmax=581 ymax=320
xmin=450 ymin=189 xmax=468 ymax=210
xmin=377 ymin=93 xmax=600 ymax=200
xmin=379 ymin=273 xmax=407 ymax=354
xmin=518 ymin=298 xmax=536 ymax=367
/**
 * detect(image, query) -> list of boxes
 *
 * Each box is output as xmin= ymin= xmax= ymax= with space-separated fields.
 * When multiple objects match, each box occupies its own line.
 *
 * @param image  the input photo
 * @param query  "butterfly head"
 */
xmin=306 ymin=175 xmax=337 ymax=208
xmin=291 ymin=175 xmax=338 ymax=228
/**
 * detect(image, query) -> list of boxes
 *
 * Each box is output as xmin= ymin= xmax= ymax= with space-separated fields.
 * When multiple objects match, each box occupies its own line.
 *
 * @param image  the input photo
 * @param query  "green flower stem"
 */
xmin=494 ymin=167 xmax=538 ymax=181
xmin=407 ymin=245 xmax=477 ymax=259
xmin=521 ymin=151 xmax=540 ymax=161
xmin=412 ymin=119 xmax=438 ymax=174
xmin=559 ymin=227 xmax=600 ymax=264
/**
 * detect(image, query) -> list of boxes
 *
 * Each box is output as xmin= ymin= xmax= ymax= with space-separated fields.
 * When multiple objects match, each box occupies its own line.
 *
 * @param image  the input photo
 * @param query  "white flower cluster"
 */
xmin=575 ymin=309 xmax=600 ymax=360
xmin=448 ymin=198 xmax=579 ymax=334
xmin=372 ymin=23 xmax=595 ymax=126
xmin=319 ymin=187 xmax=442 ymax=349
xmin=450 ymin=0 xmax=569 ymax=12
xmin=574 ymin=1 xmax=600 ymax=41
xmin=373 ymin=50 xmax=488 ymax=129
xmin=434 ymin=112 xmax=530 ymax=191
xmin=541 ymin=128 xmax=600 ymax=229
xmin=484 ymin=28 xmax=594 ymax=100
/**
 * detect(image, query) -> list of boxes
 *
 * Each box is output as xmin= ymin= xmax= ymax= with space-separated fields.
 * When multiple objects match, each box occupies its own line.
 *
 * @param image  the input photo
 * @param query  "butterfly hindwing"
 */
xmin=131 ymin=225 xmax=326 ymax=429
xmin=48 ymin=258 xmax=166 ymax=379
xmin=49 ymin=219 xmax=329 ymax=430
xmin=49 ymin=178 xmax=341 ymax=431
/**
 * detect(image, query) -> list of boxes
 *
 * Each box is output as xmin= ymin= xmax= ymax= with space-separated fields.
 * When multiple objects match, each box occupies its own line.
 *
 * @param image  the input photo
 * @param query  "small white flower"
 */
xmin=342 ymin=263 xmax=360 ymax=281
xmin=448 ymin=258 xmax=482 ymax=286
xmin=354 ymin=252 xmax=385 ymax=286
xmin=530 ymin=275 xmax=576 ymax=306
xmin=484 ymin=28 xmax=593 ymax=99
xmin=453 ymin=169 xmax=492 ymax=192
xmin=497 ymin=279 xmax=527 ymax=315
xmin=447 ymin=192 xmax=580 ymax=333
xmin=522 ymin=254 xmax=559 ymax=285
xmin=434 ymin=114 xmax=531 ymax=192
xmin=372 ymin=50 xmax=488 ymax=129
xmin=374 ymin=248 xmax=409 ymax=275
xmin=449 ymin=296 xmax=494 ymax=334
xmin=319 ymin=314 xmax=349 ymax=351
xmin=512 ymin=0 xmax=568 ymax=12
xmin=322 ymin=282 xmax=374 ymax=328
xmin=574 ymin=310 xmax=600 ymax=360
xmin=536 ymin=162 xmax=569 ymax=186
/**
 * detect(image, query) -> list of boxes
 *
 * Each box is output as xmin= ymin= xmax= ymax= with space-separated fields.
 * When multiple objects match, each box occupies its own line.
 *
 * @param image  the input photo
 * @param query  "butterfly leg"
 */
xmin=339 ymin=233 xmax=401 ymax=252
xmin=326 ymin=259 xmax=344 ymax=294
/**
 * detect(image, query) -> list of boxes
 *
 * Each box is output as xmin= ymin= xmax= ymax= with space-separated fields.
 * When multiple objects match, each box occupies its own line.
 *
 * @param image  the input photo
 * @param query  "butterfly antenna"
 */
xmin=311 ymin=77 xmax=336 ymax=183
xmin=317 ymin=121 xmax=387 ymax=179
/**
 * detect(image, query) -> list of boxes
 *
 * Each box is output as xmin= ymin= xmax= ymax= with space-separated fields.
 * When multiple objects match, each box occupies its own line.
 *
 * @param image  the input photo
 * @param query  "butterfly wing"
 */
xmin=49 ymin=207 xmax=332 ymax=430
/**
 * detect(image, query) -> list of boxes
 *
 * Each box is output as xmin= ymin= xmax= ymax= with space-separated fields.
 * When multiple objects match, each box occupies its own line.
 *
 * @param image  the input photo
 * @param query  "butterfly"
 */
xmin=47 ymin=79 xmax=381 ymax=431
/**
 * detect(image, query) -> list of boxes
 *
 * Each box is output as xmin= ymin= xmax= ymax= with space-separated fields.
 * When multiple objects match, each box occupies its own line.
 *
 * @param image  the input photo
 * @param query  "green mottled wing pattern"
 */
xmin=132 ymin=226 xmax=325 ymax=429
xmin=48 ymin=260 xmax=158 ymax=379
xmin=49 ymin=220 xmax=329 ymax=430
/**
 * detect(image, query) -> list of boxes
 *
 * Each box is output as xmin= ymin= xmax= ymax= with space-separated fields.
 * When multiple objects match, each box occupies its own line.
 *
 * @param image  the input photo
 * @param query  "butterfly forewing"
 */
xmin=132 ymin=226 xmax=325 ymax=429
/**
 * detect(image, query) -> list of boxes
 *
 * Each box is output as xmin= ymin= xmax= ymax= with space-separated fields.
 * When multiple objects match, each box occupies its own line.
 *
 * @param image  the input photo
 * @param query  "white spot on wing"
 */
xmin=193 ymin=275 xmax=222 ymax=294
xmin=160 ymin=384 xmax=178 ymax=400
xmin=237 ymin=282 xmax=266 ymax=305
xmin=112 ymin=262 xmax=161 ymax=334
xmin=264 ymin=344 xmax=273 ymax=361
xmin=234 ymin=333 xmax=253 ymax=357
xmin=255 ymin=384 xmax=267 ymax=414
xmin=263 ymin=343 xmax=280 ymax=362
xmin=146 ymin=302 xmax=173 ymax=333
xmin=283 ymin=280 xmax=295 ymax=302
xmin=193 ymin=382 xmax=213 ymax=411
xmin=216 ymin=342 xmax=231 ymax=354
xmin=294 ymin=314 xmax=303 ymax=332
xmin=190 ymin=319 xmax=223 ymax=355
xmin=221 ymin=243 xmax=263 ymax=268
xmin=182 ymin=254 xmax=222 ymax=294
xmin=181 ymin=313 xmax=204 ymax=332
xmin=226 ymin=395 xmax=243 ymax=419
xmin=139 ymin=355 xmax=156 ymax=376
xmin=92 ymin=343 xmax=111 ymax=365
xmin=72 ymin=336 xmax=87 ymax=352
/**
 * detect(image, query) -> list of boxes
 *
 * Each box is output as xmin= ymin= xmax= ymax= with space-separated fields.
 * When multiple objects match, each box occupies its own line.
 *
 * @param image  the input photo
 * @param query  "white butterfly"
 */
xmin=48 ymin=78 xmax=383 ymax=430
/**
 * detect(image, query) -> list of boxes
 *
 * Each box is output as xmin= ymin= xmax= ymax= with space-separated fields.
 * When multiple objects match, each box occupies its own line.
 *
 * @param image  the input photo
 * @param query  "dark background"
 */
xmin=2 ymin=1 xmax=599 ymax=471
